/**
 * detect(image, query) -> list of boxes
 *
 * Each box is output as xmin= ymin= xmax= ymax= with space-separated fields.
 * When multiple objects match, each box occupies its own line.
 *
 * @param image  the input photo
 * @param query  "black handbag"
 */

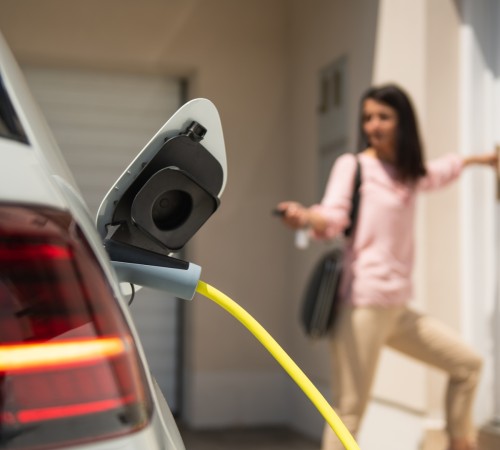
xmin=300 ymin=157 xmax=361 ymax=338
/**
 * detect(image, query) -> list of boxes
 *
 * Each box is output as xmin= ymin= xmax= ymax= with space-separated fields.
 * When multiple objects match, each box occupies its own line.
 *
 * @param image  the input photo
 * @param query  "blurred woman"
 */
xmin=277 ymin=84 xmax=496 ymax=450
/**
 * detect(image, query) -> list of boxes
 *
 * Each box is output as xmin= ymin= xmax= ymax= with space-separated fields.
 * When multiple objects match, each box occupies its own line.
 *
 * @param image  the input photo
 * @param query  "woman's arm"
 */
xmin=275 ymin=201 xmax=328 ymax=234
xmin=275 ymin=154 xmax=358 ymax=238
xmin=418 ymin=151 xmax=498 ymax=191
xmin=462 ymin=152 xmax=497 ymax=168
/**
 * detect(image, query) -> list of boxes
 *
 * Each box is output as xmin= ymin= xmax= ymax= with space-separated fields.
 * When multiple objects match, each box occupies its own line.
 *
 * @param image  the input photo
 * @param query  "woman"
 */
xmin=277 ymin=84 xmax=496 ymax=450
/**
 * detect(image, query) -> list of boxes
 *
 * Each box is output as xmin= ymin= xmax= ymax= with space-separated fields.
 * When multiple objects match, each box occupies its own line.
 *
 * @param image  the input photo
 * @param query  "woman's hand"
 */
xmin=275 ymin=201 xmax=310 ymax=230
xmin=462 ymin=152 xmax=498 ymax=168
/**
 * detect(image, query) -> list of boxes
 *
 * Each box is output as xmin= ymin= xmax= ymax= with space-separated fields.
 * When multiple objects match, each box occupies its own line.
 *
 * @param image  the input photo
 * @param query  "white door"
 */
xmin=23 ymin=67 xmax=184 ymax=412
xmin=459 ymin=0 xmax=500 ymax=425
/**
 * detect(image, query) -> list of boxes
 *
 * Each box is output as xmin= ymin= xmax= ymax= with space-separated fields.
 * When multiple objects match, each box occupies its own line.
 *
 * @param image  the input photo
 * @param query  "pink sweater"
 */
xmin=311 ymin=152 xmax=464 ymax=307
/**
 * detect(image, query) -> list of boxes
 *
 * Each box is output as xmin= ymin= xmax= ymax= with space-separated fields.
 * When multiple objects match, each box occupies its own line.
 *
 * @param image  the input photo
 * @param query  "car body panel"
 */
xmin=0 ymin=140 xmax=67 ymax=207
xmin=0 ymin=30 xmax=186 ymax=450
xmin=0 ymin=32 xmax=78 ymax=186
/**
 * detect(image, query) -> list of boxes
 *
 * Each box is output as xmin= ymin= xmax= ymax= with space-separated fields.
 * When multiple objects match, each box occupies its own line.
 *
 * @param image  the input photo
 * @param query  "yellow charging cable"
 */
xmin=196 ymin=280 xmax=360 ymax=450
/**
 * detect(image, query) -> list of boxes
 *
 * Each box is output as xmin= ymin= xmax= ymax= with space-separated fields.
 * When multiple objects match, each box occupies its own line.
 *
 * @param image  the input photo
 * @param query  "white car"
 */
xmin=0 ymin=29 xmax=227 ymax=450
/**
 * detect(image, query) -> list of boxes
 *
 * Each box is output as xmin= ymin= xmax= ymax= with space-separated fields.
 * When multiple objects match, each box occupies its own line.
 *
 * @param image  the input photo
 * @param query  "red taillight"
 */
xmin=0 ymin=205 xmax=152 ymax=450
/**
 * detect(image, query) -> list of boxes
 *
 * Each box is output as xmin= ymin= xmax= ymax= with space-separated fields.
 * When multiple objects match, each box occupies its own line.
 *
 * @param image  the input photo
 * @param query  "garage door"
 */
xmin=23 ymin=67 xmax=184 ymax=413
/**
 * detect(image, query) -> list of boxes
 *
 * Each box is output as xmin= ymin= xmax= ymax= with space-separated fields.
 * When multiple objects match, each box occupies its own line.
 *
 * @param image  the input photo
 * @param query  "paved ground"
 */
xmin=178 ymin=422 xmax=500 ymax=450
xmin=179 ymin=426 xmax=319 ymax=450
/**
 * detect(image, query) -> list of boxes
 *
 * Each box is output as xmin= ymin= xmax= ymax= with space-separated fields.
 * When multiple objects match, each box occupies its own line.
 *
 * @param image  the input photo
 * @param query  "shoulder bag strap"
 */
xmin=343 ymin=156 xmax=362 ymax=238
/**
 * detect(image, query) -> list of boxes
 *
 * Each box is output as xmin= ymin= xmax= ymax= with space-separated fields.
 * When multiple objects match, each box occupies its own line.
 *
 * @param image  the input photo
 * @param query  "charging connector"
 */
xmin=113 ymin=261 xmax=201 ymax=300
xmin=105 ymin=239 xmax=201 ymax=300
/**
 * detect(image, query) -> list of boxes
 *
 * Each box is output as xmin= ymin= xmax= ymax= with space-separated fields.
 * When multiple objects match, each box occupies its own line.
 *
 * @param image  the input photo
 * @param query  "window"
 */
xmin=0 ymin=74 xmax=28 ymax=144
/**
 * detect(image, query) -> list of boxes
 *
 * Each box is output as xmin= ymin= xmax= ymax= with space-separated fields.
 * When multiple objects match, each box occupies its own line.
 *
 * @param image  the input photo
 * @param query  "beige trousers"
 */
xmin=321 ymin=305 xmax=483 ymax=450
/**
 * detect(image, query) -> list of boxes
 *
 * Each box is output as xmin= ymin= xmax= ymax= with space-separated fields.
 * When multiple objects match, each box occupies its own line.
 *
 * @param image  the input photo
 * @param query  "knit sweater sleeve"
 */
xmin=417 ymin=153 xmax=464 ymax=191
xmin=309 ymin=153 xmax=358 ymax=240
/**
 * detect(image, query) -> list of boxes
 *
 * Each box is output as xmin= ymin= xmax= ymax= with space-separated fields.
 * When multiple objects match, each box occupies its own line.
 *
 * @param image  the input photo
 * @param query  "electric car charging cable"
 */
xmin=195 ymin=280 xmax=360 ymax=450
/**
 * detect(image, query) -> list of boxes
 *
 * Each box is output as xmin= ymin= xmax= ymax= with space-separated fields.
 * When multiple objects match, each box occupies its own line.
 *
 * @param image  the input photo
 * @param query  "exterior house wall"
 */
xmin=423 ymin=0 xmax=462 ymax=429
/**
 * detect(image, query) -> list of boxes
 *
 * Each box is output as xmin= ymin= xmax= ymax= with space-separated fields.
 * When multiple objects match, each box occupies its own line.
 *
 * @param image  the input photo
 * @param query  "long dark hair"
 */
xmin=357 ymin=84 xmax=427 ymax=182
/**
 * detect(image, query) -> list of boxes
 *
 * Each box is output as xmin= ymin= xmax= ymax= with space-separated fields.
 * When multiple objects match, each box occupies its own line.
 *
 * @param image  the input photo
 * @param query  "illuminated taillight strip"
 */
xmin=17 ymin=395 xmax=137 ymax=424
xmin=0 ymin=338 xmax=126 ymax=371
xmin=0 ymin=243 xmax=71 ymax=261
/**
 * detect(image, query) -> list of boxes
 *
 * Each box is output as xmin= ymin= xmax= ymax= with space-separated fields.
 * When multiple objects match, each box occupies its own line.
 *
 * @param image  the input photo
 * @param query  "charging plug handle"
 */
xmin=104 ymin=239 xmax=201 ymax=300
